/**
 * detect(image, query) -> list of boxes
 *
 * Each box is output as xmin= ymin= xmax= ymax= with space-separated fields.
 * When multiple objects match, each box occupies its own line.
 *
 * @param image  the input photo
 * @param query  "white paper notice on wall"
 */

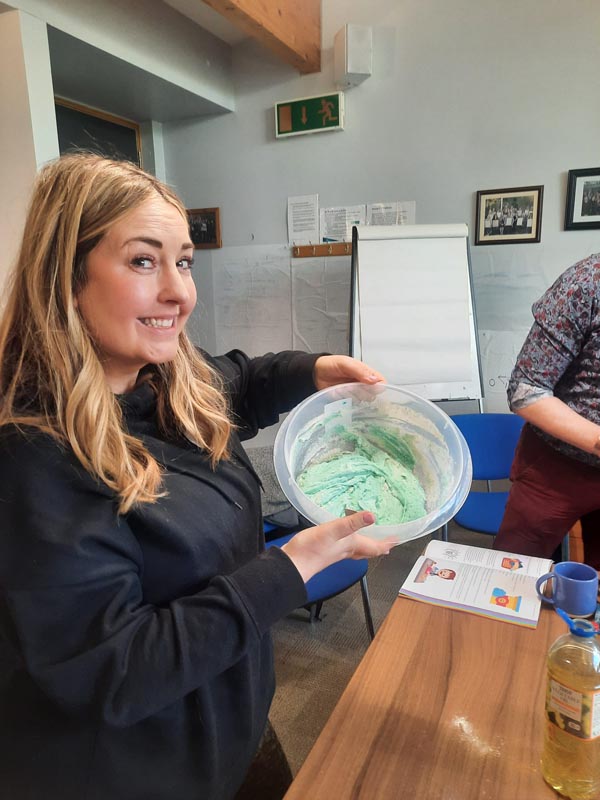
xmin=367 ymin=201 xmax=416 ymax=226
xmin=478 ymin=329 xmax=529 ymax=412
xmin=288 ymin=194 xmax=319 ymax=245
xmin=319 ymin=205 xmax=366 ymax=242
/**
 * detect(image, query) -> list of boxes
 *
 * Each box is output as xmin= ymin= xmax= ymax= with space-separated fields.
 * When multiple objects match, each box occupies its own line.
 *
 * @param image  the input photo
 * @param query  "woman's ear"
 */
xmin=73 ymin=294 xmax=79 ymax=309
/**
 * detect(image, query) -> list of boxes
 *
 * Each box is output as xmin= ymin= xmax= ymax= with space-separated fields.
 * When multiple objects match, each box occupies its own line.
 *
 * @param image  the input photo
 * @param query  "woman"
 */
xmin=0 ymin=154 xmax=390 ymax=800
xmin=495 ymin=253 xmax=600 ymax=566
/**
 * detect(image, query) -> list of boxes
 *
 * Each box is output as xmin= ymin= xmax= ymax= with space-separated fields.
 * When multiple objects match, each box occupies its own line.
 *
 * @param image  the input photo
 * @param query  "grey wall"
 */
xmin=0 ymin=0 xmax=234 ymax=280
xmin=162 ymin=0 xmax=600 ymax=412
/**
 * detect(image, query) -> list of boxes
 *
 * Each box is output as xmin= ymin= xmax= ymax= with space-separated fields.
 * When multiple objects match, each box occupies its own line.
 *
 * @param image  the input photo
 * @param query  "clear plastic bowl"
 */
xmin=273 ymin=383 xmax=472 ymax=544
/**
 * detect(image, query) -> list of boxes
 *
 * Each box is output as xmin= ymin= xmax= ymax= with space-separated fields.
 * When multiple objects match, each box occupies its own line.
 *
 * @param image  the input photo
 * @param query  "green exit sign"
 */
xmin=275 ymin=92 xmax=344 ymax=138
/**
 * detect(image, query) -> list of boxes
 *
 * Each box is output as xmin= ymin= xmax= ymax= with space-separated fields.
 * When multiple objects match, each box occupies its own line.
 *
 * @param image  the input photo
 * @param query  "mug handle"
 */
xmin=536 ymin=571 xmax=556 ymax=605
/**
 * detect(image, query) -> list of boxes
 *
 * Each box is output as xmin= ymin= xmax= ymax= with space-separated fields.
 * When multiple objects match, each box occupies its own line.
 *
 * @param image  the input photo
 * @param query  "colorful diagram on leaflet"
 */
xmin=491 ymin=587 xmax=522 ymax=611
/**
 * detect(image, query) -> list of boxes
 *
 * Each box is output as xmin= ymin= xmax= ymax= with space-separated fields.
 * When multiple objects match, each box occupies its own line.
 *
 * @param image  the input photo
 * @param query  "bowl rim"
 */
xmin=273 ymin=382 xmax=472 ymax=535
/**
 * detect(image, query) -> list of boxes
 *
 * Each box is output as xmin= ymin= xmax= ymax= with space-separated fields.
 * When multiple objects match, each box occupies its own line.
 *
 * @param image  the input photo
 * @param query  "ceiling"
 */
xmin=48 ymin=26 xmax=229 ymax=122
xmin=162 ymin=0 xmax=247 ymax=45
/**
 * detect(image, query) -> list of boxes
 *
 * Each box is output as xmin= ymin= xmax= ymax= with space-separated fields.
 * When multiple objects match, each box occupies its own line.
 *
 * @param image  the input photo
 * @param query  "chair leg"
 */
xmin=360 ymin=575 xmax=376 ymax=642
xmin=307 ymin=600 xmax=324 ymax=623
xmin=439 ymin=523 xmax=449 ymax=542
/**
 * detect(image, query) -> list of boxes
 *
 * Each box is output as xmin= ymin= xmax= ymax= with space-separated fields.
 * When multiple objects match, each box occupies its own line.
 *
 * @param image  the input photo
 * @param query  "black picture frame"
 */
xmin=564 ymin=168 xmax=600 ymax=230
xmin=474 ymin=185 xmax=543 ymax=245
xmin=187 ymin=208 xmax=222 ymax=249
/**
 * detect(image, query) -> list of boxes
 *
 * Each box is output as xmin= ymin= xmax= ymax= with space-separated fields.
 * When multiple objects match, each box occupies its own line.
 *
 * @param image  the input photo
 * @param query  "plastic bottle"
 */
xmin=541 ymin=614 xmax=600 ymax=799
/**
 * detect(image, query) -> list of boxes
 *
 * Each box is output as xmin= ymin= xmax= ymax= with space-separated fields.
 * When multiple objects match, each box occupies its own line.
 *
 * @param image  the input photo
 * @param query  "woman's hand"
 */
xmin=313 ymin=355 xmax=385 ymax=391
xmin=280 ymin=512 xmax=394 ymax=583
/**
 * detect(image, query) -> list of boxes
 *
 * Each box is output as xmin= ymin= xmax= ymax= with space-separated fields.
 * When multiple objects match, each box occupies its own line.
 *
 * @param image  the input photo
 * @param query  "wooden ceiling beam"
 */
xmin=201 ymin=0 xmax=321 ymax=74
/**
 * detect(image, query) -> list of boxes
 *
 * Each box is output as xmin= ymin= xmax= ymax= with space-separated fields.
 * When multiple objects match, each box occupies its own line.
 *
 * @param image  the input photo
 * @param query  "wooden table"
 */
xmin=285 ymin=598 xmax=564 ymax=800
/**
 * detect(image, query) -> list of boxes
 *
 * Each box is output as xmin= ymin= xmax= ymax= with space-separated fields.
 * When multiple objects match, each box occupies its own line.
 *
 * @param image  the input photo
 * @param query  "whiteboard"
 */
xmin=350 ymin=224 xmax=482 ymax=401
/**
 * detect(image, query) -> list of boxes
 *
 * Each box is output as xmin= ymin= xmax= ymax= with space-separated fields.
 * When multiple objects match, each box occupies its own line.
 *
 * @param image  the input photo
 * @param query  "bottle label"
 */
xmin=546 ymin=678 xmax=600 ymax=740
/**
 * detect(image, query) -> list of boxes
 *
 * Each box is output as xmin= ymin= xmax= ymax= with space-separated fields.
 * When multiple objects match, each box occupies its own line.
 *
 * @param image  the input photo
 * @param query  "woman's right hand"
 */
xmin=280 ymin=512 xmax=394 ymax=583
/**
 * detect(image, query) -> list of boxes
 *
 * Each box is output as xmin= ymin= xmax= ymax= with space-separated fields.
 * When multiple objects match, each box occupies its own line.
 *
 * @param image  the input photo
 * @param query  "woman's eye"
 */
xmin=131 ymin=256 xmax=155 ymax=269
xmin=177 ymin=257 xmax=194 ymax=271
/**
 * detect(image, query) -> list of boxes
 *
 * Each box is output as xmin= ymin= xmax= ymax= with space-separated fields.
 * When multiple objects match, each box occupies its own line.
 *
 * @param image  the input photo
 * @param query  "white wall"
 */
xmin=0 ymin=9 xmax=59 ymax=282
xmin=163 ymin=0 xmax=600 ymax=411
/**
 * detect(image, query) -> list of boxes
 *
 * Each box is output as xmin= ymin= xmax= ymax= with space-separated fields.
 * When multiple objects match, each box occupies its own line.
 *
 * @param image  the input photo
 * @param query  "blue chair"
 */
xmin=265 ymin=530 xmax=375 ymax=641
xmin=441 ymin=413 xmax=525 ymax=541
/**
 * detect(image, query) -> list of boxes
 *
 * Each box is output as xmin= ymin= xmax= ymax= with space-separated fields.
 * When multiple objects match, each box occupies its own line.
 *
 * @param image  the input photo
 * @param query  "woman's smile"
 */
xmin=138 ymin=316 xmax=179 ymax=329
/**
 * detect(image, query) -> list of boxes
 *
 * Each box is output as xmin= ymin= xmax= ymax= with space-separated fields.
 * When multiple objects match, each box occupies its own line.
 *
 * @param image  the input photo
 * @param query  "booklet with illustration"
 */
xmin=399 ymin=539 xmax=553 ymax=628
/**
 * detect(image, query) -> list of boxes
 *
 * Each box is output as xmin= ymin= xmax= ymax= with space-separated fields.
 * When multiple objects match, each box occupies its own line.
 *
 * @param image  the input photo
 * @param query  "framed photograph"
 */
xmin=475 ymin=185 xmax=543 ymax=245
xmin=187 ymin=207 xmax=222 ymax=249
xmin=565 ymin=168 xmax=600 ymax=230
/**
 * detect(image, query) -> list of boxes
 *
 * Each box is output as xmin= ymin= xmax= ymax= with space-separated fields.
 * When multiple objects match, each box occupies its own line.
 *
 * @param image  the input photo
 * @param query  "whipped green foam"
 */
xmin=296 ymin=425 xmax=427 ymax=524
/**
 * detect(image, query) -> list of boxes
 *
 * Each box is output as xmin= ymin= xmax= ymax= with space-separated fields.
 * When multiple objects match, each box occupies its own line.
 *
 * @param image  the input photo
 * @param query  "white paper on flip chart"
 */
xmin=319 ymin=205 xmax=366 ymax=242
xmin=356 ymin=236 xmax=472 ymax=386
xmin=367 ymin=201 xmax=416 ymax=226
xmin=287 ymin=194 xmax=319 ymax=245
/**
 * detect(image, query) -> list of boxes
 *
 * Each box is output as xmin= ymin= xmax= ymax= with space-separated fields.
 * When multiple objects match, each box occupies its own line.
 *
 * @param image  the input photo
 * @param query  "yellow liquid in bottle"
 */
xmin=541 ymin=635 xmax=600 ymax=800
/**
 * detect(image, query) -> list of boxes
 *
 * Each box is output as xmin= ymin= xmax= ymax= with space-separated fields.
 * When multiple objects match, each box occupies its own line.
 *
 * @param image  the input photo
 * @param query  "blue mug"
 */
xmin=536 ymin=561 xmax=598 ymax=618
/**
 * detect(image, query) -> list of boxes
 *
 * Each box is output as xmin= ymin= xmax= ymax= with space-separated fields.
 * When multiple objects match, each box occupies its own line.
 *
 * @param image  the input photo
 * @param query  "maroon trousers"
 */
xmin=494 ymin=425 xmax=600 ymax=569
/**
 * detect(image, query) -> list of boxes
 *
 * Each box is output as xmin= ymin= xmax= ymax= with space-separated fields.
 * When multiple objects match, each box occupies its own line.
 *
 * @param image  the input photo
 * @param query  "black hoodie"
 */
xmin=0 ymin=349 xmax=317 ymax=800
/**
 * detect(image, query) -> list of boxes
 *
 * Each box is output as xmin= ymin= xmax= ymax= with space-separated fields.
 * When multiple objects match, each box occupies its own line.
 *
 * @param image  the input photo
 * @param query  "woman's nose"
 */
xmin=158 ymin=264 xmax=191 ymax=305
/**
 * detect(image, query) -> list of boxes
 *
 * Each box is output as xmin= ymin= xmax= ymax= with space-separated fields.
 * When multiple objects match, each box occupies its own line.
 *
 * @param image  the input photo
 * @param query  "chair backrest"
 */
xmin=451 ymin=413 xmax=525 ymax=481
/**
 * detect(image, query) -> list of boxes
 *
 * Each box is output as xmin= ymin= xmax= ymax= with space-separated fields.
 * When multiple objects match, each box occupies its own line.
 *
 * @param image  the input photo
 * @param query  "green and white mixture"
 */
xmin=295 ymin=422 xmax=428 ymax=524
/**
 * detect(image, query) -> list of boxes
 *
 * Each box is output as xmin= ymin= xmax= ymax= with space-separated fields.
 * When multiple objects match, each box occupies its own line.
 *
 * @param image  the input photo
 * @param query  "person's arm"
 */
xmin=312 ymin=354 xmax=384 ymax=390
xmin=211 ymin=350 xmax=385 ymax=438
xmin=507 ymin=264 xmax=599 ymax=452
xmin=0 ymin=431 xmax=390 ymax=725
xmin=280 ymin=511 xmax=389 ymax=582
xmin=0 ymin=430 xmax=307 ymax=727
xmin=211 ymin=349 xmax=322 ymax=437
xmin=515 ymin=395 xmax=600 ymax=456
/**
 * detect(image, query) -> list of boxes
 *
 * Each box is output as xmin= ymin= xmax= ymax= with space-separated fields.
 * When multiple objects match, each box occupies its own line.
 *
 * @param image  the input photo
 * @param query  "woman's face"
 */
xmin=76 ymin=196 xmax=197 ymax=393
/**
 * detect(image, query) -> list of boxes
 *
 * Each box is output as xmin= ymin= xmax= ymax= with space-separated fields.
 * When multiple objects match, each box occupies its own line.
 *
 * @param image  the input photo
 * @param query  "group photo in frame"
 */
xmin=187 ymin=207 xmax=222 ymax=249
xmin=564 ymin=167 xmax=600 ymax=230
xmin=475 ymin=185 xmax=543 ymax=245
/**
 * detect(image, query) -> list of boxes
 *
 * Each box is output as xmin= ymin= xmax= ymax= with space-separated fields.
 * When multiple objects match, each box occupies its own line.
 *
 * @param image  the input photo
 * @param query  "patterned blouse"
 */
xmin=508 ymin=253 xmax=600 ymax=466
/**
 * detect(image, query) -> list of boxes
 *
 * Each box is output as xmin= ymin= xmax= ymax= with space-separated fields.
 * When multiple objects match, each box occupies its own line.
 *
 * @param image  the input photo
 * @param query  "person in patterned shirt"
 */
xmin=494 ymin=253 xmax=600 ymax=567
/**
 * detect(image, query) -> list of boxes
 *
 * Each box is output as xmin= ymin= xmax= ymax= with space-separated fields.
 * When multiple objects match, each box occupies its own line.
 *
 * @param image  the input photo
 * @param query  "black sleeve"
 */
xmin=0 ymin=431 xmax=306 ymax=727
xmin=209 ymin=349 xmax=323 ymax=438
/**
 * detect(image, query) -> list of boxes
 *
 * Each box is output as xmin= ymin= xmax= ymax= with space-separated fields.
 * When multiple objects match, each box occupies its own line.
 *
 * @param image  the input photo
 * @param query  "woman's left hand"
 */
xmin=313 ymin=355 xmax=385 ymax=390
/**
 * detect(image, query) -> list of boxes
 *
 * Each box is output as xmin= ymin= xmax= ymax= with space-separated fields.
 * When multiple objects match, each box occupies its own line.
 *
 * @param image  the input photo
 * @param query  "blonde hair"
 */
xmin=0 ymin=153 xmax=232 ymax=513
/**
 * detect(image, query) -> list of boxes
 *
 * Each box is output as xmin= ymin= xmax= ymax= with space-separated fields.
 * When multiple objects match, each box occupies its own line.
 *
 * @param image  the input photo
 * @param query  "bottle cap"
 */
xmin=556 ymin=607 xmax=597 ymax=637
